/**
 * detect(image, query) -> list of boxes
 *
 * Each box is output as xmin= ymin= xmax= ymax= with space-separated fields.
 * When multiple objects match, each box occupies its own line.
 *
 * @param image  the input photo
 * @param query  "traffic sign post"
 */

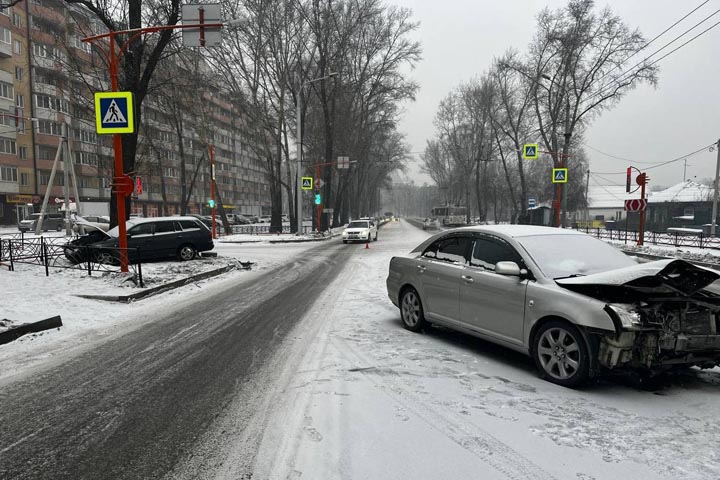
xmin=523 ymin=144 xmax=539 ymax=160
xmin=527 ymin=195 xmax=537 ymax=209
xmin=552 ymin=168 xmax=568 ymax=184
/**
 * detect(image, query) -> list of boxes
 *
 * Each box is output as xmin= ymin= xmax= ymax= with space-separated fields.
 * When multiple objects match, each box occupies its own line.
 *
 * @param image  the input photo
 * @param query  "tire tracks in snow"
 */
xmin=333 ymin=335 xmax=560 ymax=480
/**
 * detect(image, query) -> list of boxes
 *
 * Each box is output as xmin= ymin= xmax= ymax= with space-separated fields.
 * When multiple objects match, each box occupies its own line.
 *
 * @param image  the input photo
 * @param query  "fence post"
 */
xmin=43 ymin=240 xmax=49 ymax=277
xmin=674 ymin=232 xmax=679 ymax=247
xmin=8 ymin=239 xmax=14 ymax=271
xmin=86 ymin=247 xmax=92 ymax=276
xmin=137 ymin=247 xmax=143 ymax=288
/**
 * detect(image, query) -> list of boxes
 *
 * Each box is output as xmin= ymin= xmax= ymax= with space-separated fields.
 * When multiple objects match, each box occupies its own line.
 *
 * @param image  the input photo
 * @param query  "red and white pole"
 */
xmin=210 ymin=144 xmax=216 ymax=239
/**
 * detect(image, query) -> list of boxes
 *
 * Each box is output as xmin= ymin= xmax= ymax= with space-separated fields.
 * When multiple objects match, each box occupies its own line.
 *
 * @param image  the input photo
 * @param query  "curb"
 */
xmin=75 ymin=264 xmax=246 ymax=303
xmin=0 ymin=315 xmax=63 ymax=345
xmin=268 ymin=233 xmax=341 ymax=244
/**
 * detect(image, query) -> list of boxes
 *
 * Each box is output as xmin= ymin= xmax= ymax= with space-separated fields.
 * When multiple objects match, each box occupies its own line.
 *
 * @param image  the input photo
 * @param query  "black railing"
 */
xmin=575 ymin=226 xmax=720 ymax=250
xmin=0 ymin=236 xmax=144 ymax=286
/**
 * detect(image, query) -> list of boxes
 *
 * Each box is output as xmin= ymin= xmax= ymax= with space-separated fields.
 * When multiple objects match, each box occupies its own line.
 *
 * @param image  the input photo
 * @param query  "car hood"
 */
xmin=556 ymin=259 xmax=720 ymax=300
xmin=345 ymin=228 xmax=369 ymax=233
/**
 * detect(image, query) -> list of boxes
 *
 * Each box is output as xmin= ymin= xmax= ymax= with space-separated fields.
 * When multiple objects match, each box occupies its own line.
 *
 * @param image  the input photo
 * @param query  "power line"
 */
xmin=579 ymin=10 xmax=720 ymax=110
xmin=590 ymin=1 xmax=711 ymax=87
xmin=592 ymin=142 xmax=715 ymax=175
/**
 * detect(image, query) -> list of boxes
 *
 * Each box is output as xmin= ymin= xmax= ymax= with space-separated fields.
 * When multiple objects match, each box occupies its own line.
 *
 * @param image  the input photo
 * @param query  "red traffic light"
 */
xmin=626 ymin=167 xmax=632 ymax=193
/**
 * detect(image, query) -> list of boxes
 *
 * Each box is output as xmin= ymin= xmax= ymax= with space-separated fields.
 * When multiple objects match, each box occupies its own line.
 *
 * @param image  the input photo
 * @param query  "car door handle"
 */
xmin=417 ymin=265 xmax=426 ymax=273
xmin=461 ymin=275 xmax=474 ymax=283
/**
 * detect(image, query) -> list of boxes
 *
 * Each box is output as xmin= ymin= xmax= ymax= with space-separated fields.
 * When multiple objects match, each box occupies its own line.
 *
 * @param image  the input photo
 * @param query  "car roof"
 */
xmin=454 ymin=224 xmax=586 ymax=238
xmin=127 ymin=216 xmax=203 ymax=226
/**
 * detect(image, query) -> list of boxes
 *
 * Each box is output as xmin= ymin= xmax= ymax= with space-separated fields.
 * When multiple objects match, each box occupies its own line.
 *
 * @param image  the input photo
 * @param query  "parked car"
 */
xmin=258 ymin=215 xmax=271 ymax=223
xmin=239 ymin=213 xmax=259 ymax=223
xmin=227 ymin=214 xmax=251 ymax=225
xmin=72 ymin=215 xmax=110 ymax=233
xmin=64 ymin=216 xmax=214 ymax=264
xmin=386 ymin=225 xmax=720 ymax=387
xmin=342 ymin=220 xmax=377 ymax=243
xmin=18 ymin=213 xmax=65 ymax=232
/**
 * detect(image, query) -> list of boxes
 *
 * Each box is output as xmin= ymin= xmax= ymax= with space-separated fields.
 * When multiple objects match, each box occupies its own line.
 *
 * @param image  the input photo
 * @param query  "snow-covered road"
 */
xmin=249 ymin=220 xmax=720 ymax=480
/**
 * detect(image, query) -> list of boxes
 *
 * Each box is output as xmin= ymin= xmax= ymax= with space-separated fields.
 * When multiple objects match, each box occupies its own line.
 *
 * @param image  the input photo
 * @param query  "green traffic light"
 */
xmin=208 ymin=199 xmax=216 ymax=208
xmin=314 ymin=193 xmax=321 ymax=205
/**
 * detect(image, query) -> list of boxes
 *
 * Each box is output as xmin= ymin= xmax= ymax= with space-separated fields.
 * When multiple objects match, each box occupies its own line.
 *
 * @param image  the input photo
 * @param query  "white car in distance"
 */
xmin=342 ymin=219 xmax=377 ymax=244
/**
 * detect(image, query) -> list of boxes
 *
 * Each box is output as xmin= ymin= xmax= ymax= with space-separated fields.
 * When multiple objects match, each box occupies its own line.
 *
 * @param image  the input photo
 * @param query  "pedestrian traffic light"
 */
xmin=208 ymin=199 xmax=216 ymax=208
xmin=314 ymin=192 xmax=321 ymax=205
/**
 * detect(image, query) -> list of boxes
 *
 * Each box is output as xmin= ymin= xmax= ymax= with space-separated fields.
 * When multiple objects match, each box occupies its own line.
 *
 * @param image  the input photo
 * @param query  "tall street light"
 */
xmin=296 ymin=71 xmax=338 ymax=234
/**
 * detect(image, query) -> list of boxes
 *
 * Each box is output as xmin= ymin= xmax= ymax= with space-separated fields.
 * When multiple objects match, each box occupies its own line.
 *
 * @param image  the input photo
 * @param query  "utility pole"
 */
xmin=683 ymin=158 xmax=688 ymax=182
xmin=295 ymin=69 xmax=302 ymax=235
xmin=711 ymin=139 xmax=720 ymax=236
xmin=585 ymin=169 xmax=590 ymax=223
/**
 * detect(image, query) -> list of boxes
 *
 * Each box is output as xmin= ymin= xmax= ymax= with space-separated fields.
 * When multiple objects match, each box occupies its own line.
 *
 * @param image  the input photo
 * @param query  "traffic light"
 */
xmin=314 ymin=192 xmax=321 ymax=205
xmin=208 ymin=199 xmax=216 ymax=208
xmin=626 ymin=167 xmax=632 ymax=193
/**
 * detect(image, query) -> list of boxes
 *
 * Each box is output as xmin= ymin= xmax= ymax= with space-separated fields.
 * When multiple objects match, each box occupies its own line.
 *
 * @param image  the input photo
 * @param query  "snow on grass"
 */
xmin=252 ymin=220 xmax=720 ymax=480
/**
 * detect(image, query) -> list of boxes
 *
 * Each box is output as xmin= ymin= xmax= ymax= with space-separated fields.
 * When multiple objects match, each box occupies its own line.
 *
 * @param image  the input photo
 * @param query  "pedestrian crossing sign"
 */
xmin=95 ymin=91 xmax=134 ymax=134
xmin=552 ymin=168 xmax=568 ymax=183
xmin=523 ymin=143 xmax=539 ymax=160
xmin=301 ymin=176 xmax=313 ymax=190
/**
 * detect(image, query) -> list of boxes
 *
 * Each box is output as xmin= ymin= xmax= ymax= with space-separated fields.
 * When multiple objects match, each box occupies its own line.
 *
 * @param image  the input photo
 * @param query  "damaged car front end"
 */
xmin=558 ymin=260 xmax=720 ymax=373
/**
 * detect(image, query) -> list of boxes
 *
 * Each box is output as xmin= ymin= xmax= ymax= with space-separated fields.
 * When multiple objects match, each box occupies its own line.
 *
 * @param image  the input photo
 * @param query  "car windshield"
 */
xmin=517 ymin=234 xmax=637 ymax=279
xmin=348 ymin=221 xmax=369 ymax=229
xmin=106 ymin=220 xmax=139 ymax=238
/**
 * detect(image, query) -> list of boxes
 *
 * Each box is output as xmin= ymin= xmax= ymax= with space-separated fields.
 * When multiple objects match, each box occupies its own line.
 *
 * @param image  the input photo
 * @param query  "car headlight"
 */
xmin=607 ymin=304 xmax=642 ymax=328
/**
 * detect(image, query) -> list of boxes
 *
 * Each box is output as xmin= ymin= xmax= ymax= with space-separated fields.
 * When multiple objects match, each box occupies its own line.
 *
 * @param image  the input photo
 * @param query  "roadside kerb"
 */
xmin=75 ymin=264 xmax=248 ymax=303
xmin=0 ymin=316 xmax=63 ymax=345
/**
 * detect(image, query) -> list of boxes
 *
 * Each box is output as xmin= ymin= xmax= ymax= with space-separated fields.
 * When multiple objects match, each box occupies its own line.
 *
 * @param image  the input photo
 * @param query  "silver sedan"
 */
xmin=386 ymin=225 xmax=720 ymax=387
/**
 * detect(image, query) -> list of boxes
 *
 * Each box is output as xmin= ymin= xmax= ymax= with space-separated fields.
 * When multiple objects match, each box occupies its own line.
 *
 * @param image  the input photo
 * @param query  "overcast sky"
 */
xmin=390 ymin=0 xmax=720 ymax=190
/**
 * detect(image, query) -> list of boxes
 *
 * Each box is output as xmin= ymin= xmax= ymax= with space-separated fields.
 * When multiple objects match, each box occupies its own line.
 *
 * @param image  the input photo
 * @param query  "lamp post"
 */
xmin=295 ymin=71 xmax=337 ymax=234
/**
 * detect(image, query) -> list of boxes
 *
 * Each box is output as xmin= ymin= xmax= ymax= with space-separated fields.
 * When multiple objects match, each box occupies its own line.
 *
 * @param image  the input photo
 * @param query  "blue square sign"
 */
xmin=94 ymin=91 xmax=134 ymax=134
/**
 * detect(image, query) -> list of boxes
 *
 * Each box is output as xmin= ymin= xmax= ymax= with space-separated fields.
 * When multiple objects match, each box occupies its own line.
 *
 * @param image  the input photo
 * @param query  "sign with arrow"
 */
xmin=315 ymin=178 xmax=325 ymax=189
xmin=624 ymin=199 xmax=647 ymax=212
xmin=552 ymin=168 xmax=568 ymax=184
xmin=301 ymin=177 xmax=313 ymax=190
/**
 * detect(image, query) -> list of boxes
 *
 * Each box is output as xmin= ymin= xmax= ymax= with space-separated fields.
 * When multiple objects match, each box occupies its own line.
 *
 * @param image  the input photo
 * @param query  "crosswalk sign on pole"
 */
xmin=552 ymin=168 xmax=568 ymax=183
xmin=95 ymin=92 xmax=134 ymax=134
xmin=301 ymin=176 xmax=313 ymax=190
xmin=523 ymin=143 xmax=539 ymax=160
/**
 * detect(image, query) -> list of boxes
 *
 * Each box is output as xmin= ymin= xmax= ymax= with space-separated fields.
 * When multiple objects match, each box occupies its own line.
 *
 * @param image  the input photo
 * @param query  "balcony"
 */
xmin=0 ymin=40 xmax=11 ymax=58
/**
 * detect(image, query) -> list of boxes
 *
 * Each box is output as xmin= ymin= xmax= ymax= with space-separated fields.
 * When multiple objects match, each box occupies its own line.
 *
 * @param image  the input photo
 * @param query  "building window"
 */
xmin=15 ymin=67 xmax=22 ymax=81
xmin=13 ymin=39 xmax=20 ymax=54
xmin=0 ymin=82 xmax=14 ymax=100
xmin=0 ymin=137 xmax=17 ymax=154
xmin=38 ymin=171 xmax=50 ymax=185
xmin=37 ymin=120 xmax=62 ymax=136
xmin=15 ymin=107 xmax=24 ymax=133
xmin=0 ymin=6 xmax=9 ymax=17
xmin=20 ymin=172 xmax=29 ymax=186
xmin=34 ymin=93 xmax=69 ymax=113
xmin=12 ymin=13 xmax=21 ymax=27
xmin=16 ymin=94 xmax=23 ymax=108
xmin=19 ymin=146 xmax=27 ymax=159
xmin=0 ymin=165 xmax=18 ymax=182
xmin=74 ymin=151 xmax=98 ymax=166
xmin=0 ymin=26 xmax=11 ymax=44
xmin=72 ymin=128 xmax=96 ymax=144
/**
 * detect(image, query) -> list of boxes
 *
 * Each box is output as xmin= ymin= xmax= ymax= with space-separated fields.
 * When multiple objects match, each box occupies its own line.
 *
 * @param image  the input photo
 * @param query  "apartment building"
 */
xmin=0 ymin=0 xmax=270 ymax=226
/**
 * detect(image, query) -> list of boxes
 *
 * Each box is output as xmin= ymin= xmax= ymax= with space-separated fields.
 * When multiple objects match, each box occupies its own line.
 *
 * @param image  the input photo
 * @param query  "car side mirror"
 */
xmin=495 ymin=261 xmax=521 ymax=277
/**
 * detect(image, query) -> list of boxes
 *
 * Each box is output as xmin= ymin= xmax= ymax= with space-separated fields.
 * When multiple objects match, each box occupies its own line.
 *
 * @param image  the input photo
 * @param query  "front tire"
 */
xmin=400 ymin=287 xmax=426 ymax=333
xmin=532 ymin=320 xmax=591 ymax=388
xmin=342 ymin=240 xmax=347 ymax=244
xmin=177 ymin=244 xmax=197 ymax=261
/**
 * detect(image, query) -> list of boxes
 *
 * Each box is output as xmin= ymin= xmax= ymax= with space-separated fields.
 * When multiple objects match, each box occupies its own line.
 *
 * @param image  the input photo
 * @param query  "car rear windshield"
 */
xmin=348 ymin=221 xmax=369 ymax=228
xmin=517 ymin=234 xmax=637 ymax=279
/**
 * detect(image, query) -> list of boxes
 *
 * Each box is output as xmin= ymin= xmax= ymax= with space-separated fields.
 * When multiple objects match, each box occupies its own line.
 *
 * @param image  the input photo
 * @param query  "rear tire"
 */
xmin=532 ymin=320 xmax=591 ymax=388
xmin=342 ymin=240 xmax=347 ymax=244
xmin=177 ymin=244 xmax=197 ymax=261
xmin=400 ymin=287 xmax=426 ymax=333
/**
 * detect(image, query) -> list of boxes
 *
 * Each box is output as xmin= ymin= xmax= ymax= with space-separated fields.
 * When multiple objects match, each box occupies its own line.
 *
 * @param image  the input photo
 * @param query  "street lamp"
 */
xmin=295 ymin=71 xmax=338 ymax=234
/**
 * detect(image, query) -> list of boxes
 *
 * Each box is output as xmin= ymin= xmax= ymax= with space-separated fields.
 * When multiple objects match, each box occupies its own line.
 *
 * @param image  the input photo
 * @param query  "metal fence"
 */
xmin=0 ymin=236 xmax=144 ymax=286
xmin=219 ymin=224 xmax=315 ymax=236
xmin=574 ymin=226 xmax=720 ymax=250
